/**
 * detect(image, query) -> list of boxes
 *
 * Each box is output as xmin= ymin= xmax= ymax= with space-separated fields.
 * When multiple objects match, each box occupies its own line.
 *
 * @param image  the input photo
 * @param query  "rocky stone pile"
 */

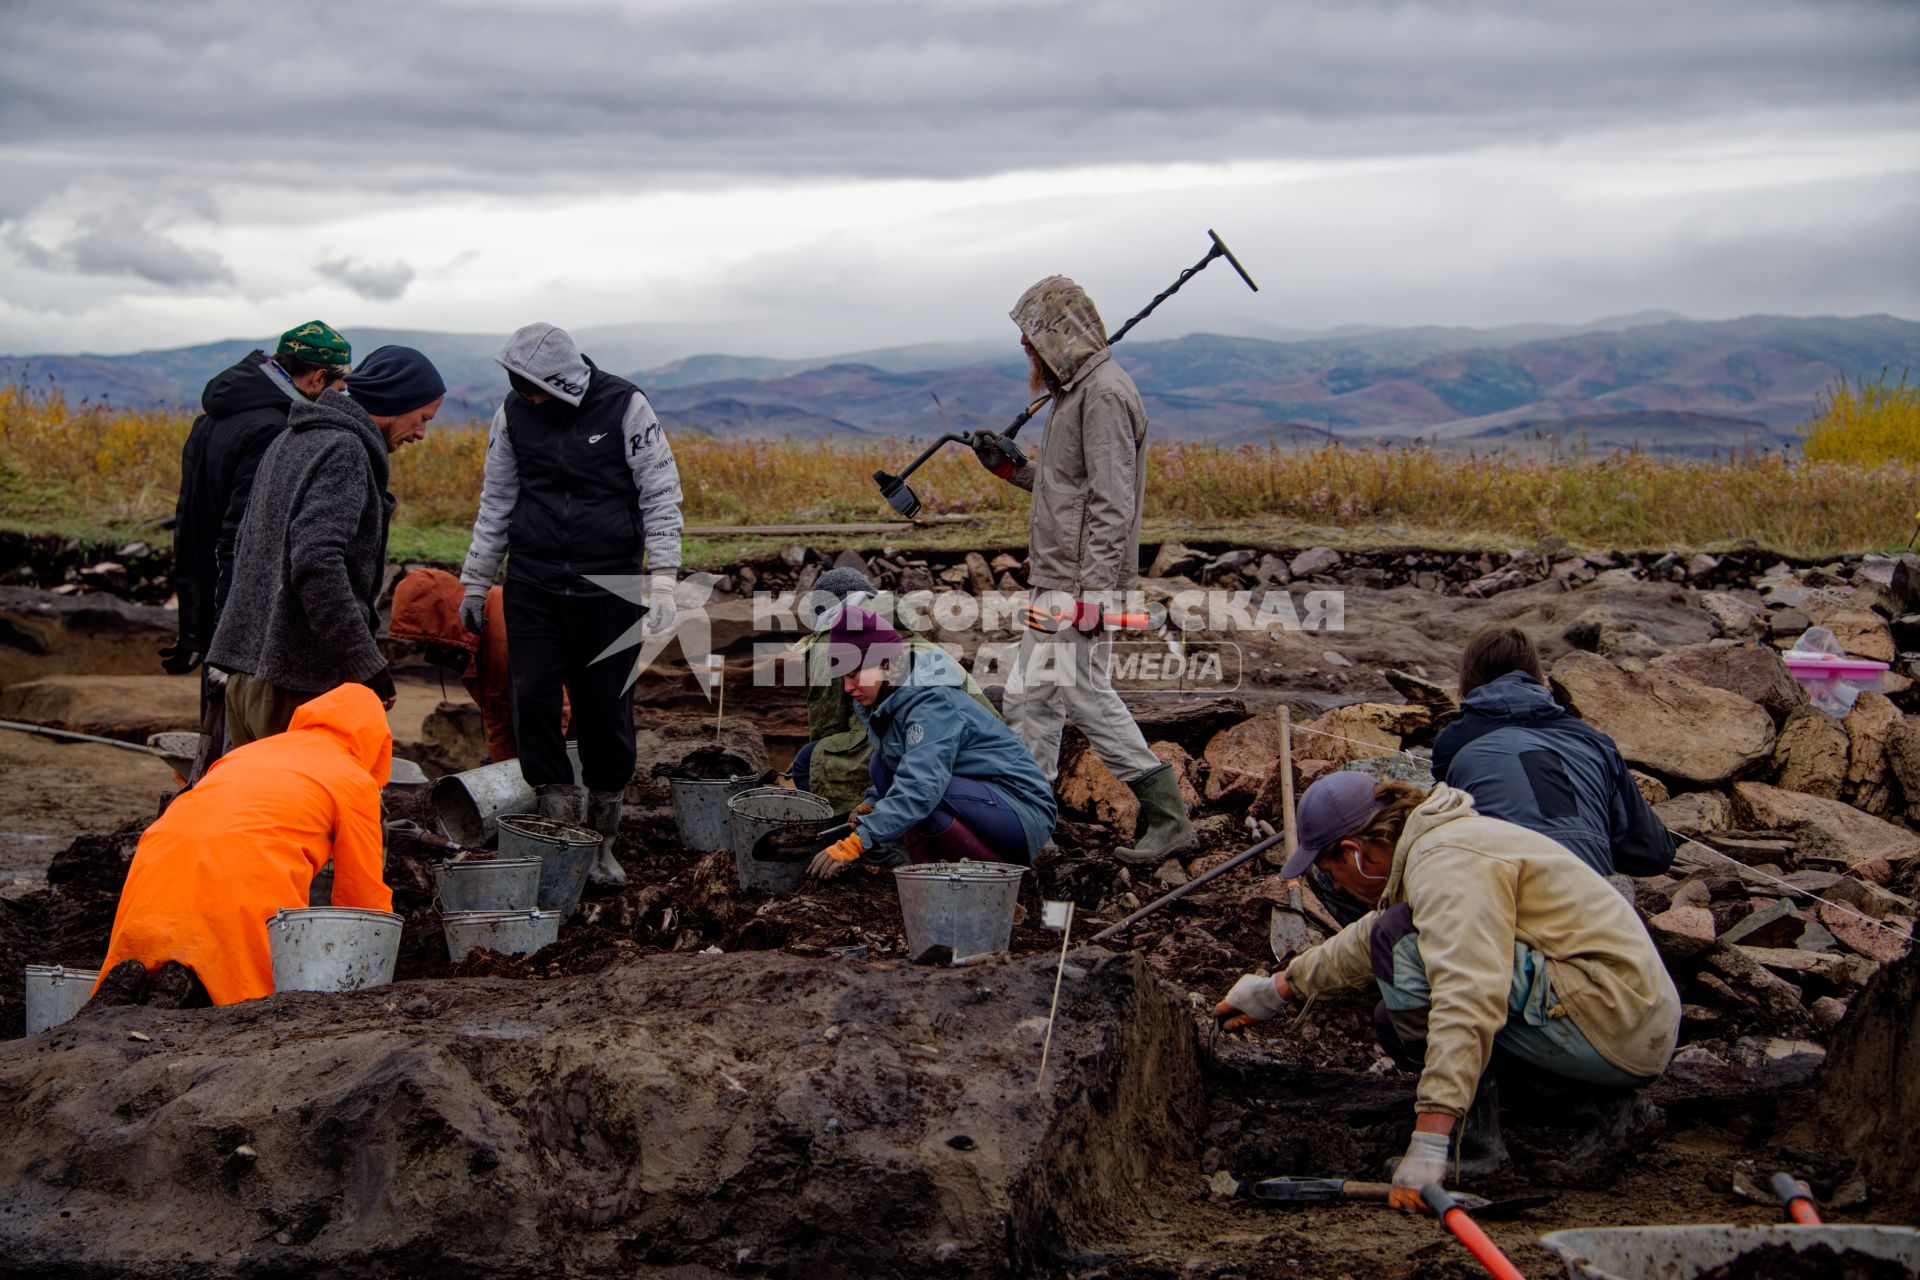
xmin=1035 ymin=559 xmax=1920 ymax=1091
xmin=698 ymin=538 xmax=1897 ymax=606
xmin=0 ymin=530 xmax=174 ymax=605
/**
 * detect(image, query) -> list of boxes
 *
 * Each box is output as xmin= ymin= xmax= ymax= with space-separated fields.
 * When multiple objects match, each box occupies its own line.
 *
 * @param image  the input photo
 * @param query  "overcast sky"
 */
xmin=2 ymin=0 xmax=1916 ymax=359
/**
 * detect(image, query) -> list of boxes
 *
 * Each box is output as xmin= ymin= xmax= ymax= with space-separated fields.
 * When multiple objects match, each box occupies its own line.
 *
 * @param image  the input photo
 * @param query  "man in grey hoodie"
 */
xmin=971 ymin=276 xmax=1197 ymax=866
xmin=459 ymin=323 xmax=684 ymax=886
xmin=208 ymin=346 xmax=447 ymax=745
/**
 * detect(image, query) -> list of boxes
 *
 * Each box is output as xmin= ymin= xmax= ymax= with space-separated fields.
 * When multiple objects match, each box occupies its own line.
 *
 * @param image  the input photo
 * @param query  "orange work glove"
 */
xmin=808 ymin=831 xmax=865 ymax=880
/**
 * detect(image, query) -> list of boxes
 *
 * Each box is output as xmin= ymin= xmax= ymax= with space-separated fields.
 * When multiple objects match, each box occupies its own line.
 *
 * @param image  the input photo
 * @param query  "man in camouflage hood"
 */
xmin=972 ymin=276 xmax=1197 ymax=865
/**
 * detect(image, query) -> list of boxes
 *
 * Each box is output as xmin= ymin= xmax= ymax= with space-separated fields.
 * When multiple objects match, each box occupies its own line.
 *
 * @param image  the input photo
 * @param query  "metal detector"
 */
xmin=872 ymin=229 xmax=1260 ymax=518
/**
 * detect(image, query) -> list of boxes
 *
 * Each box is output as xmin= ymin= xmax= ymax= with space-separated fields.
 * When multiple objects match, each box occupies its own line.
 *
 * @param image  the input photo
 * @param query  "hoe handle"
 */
xmin=1089 ymin=830 xmax=1283 ymax=943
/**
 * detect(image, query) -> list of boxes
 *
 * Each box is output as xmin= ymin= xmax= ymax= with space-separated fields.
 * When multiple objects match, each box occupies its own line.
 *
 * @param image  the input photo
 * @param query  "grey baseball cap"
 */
xmin=1280 ymin=771 xmax=1386 ymax=878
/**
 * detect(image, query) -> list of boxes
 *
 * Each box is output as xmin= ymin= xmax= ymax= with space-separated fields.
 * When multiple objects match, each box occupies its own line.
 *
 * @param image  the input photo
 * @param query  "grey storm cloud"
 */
xmin=320 ymin=256 xmax=416 ymax=302
xmin=4 ymin=220 xmax=231 ymax=288
xmin=0 ymin=0 xmax=1915 ymax=195
xmin=63 ymin=225 xmax=231 ymax=287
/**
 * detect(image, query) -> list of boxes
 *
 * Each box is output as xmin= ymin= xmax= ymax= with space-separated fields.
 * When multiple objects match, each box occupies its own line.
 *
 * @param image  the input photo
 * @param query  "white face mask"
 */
xmin=1351 ymin=847 xmax=1387 ymax=882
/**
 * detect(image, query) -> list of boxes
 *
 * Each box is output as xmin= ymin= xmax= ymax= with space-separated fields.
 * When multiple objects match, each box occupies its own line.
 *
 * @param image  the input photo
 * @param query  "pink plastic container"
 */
xmin=1781 ymin=651 xmax=1889 ymax=704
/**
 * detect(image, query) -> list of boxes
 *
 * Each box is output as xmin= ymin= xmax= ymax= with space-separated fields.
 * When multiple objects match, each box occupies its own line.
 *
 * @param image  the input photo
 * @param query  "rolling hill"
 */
xmin=5 ymin=313 xmax=1914 ymax=456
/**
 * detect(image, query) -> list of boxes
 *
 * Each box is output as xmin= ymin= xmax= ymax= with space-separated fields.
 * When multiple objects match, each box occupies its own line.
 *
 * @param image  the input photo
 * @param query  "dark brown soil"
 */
xmin=1697 ymin=1242 xmax=1913 ymax=1280
xmin=650 ymin=745 xmax=756 ymax=780
xmin=0 ymin=949 xmax=1204 ymax=1279
xmin=4 ymin=671 xmax=1915 ymax=1274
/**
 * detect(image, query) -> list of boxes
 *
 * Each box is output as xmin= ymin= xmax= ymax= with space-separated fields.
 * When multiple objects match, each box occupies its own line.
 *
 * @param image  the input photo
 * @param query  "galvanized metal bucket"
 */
xmin=1540 ymin=1224 xmax=1920 ymax=1280
xmin=385 ymin=757 xmax=430 ymax=794
xmin=267 ymin=907 xmax=404 ymax=994
xmin=893 ymin=862 xmax=1025 ymax=965
xmin=431 ymin=759 xmax=535 ymax=846
xmin=434 ymin=857 xmax=542 ymax=914
xmin=430 ymin=745 xmax=582 ymax=846
xmin=497 ymin=814 xmax=601 ymax=919
xmin=24 ymin=964 xmax=100 ymax=1035
xmin=727 ymin=786 xmax=833 ymax=895
xmin=442 ymin=908 xmax=563 ymax=963
xmin=670 ymin=772 xmax=763 ymax=852
xmin=146 ymin=731 xmax=203 ymax=780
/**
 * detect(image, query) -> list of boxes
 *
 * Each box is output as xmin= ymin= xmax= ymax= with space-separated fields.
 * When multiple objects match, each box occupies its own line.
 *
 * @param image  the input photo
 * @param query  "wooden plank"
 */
xmin=684 ymin=516 xmax=979 ymax=537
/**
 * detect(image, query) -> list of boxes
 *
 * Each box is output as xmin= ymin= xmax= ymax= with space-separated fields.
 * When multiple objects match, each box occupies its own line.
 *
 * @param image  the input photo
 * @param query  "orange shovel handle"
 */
xmin=1422 ymin=1185 xmax=1527 ymax=1280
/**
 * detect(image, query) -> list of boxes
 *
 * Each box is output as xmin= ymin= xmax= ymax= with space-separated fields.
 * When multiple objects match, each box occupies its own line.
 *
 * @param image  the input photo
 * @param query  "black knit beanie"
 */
xmin=345 ymin=346 xmax=446 ymax=416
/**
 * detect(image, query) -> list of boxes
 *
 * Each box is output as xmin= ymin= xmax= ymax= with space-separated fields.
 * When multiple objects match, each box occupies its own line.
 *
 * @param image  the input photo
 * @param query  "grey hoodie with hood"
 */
xmin=459 ymin=323 xmax=683 ymax=593
xmin=1002 ymin=277 xmax=1149 ymax=594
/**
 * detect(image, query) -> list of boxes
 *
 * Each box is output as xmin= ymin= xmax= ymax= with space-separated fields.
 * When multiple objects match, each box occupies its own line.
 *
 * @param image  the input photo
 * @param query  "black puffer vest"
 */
xmin=504 ymin=359 xmax=644 ymax=588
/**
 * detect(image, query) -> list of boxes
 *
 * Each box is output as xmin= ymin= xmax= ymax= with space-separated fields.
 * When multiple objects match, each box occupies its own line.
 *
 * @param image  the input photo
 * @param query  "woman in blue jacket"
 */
xmin=809 ymin=606 xmax=1057 ymax=878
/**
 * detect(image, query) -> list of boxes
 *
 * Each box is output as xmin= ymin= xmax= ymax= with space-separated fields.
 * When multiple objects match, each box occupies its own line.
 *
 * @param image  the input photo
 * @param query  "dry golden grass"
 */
xmin=1801 ymin=370 xmax=1920 ymax=465
xmin=2 ymin=385 xmax=1914 ymax=561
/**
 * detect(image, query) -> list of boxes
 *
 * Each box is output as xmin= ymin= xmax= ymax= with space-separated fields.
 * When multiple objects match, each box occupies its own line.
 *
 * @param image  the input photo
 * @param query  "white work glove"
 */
xmin=1389 ymin=1131 xmax=1451 ymax=1211
xmin=1214 ymin=972 xmax=1288 ymax=1028
xmin=460 ymin=588 xmax=488 ymax=634
xmin=644 ymin=573 xmax=677 ymax=636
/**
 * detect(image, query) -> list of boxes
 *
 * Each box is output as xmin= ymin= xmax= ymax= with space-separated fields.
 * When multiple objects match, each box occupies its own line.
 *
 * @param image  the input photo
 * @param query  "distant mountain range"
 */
xmin=5 ymin=312 xmax=1914 ymax=457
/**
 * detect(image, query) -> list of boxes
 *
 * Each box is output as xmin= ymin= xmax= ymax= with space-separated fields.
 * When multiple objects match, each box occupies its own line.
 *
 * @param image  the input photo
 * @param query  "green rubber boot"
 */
xmin=1114 ymin=763 xmax=1199 ymax=866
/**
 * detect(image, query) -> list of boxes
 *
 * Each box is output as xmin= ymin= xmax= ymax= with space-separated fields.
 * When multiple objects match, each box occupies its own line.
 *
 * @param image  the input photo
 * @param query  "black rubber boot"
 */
xmin=1114 ymin=763 xmax=1199 ymax=866
xmin=90 ymin=959 xmax=151 ymax=1007
xmin=147 ymin=961 xmax=212 ymax=1010
xmin=585 ymin=789 xmax=627 ymax=887
xmin=1454 ymin=1076 xmax=1511 ymax=1181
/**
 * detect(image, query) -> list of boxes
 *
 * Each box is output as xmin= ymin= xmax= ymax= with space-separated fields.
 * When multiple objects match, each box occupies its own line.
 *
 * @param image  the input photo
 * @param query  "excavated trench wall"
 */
xmin=0 ymin=948 xmax=1200 ymax=1279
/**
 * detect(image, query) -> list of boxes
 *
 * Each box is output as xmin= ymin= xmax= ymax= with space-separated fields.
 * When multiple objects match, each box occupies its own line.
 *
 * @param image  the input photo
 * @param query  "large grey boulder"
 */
xmin=1731 ymin=780 xmax=1920 ymax=870
xmin=1648 ymin=640 xmax=1806 ymax=723
xmin=1550 ymin=651 xmax=1776 ymax=787
xmin=1771 ymin=704 xmax=1851 ymax=800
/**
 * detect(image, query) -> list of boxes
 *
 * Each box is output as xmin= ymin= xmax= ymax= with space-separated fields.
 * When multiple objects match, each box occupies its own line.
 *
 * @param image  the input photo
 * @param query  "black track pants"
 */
xmin=505 ymin=579 xmax=641 ymax=793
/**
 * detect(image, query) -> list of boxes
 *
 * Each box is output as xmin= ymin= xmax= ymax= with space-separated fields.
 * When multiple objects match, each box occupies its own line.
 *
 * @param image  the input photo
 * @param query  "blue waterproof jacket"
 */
xmin=1431 ymin=671 xmax=1675 ymax=877
xmin=855 ymin=648 xmax=1057 ymax=857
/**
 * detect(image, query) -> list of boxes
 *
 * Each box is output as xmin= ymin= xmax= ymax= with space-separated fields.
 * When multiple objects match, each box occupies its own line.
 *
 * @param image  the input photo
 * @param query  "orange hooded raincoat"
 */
xmin=95 ymin=683 xmax=395 ymax=1006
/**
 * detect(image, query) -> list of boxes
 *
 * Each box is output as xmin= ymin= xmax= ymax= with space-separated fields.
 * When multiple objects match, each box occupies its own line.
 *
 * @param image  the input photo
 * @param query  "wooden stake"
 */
xmin=714 ymin=655 xmax=725 ymax=738
xmin=1275 ymin=704 xmax=1297 ymax=866
xmin=1035 ymin=902 xmax=1075 ymax=1090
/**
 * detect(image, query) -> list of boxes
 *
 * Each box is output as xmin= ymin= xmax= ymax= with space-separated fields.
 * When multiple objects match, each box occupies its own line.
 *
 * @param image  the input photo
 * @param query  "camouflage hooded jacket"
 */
xmin=1006 ymin=276 xmax=1150 ymax=594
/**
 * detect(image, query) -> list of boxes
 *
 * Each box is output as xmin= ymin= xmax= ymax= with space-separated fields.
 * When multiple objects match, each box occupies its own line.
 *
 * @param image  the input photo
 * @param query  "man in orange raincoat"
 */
xmin=92 ymin=683 xmax=395 ymax=1007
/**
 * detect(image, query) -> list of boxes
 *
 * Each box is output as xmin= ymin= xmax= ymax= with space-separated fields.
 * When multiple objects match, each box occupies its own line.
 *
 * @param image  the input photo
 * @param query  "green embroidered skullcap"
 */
xmin=276 ymin=320 xmax=352 ymax=367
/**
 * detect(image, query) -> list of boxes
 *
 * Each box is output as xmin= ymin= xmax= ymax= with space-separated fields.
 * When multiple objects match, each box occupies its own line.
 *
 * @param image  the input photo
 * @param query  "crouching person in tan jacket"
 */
xmin=1216 ymin=773 xmax=1680 ymax=1210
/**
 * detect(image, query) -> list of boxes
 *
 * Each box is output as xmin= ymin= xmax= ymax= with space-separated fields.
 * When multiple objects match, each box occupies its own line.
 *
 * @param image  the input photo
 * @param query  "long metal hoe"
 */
xmin=873 ymin=229 xmax=1260 ymax=514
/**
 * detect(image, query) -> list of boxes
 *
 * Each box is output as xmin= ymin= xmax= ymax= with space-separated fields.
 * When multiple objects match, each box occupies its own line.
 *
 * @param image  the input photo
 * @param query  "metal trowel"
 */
xmin=1269 ymin=880 xmax=1328 ymax=962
